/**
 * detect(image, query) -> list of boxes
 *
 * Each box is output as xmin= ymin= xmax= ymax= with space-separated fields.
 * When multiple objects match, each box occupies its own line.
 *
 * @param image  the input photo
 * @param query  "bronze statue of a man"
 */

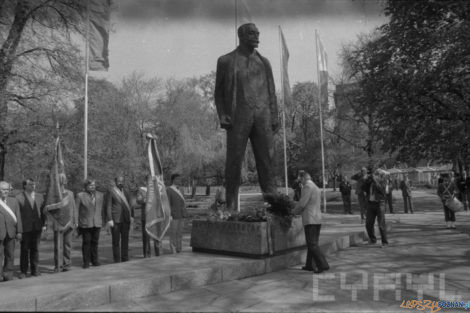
xmin=214 ymin=23 xmax=279 ymax=211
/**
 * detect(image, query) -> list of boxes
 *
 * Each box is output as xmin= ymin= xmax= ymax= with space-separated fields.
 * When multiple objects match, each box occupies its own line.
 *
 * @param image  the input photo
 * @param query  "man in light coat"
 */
xmin=75 ymin=179 xmax=104 ymax=268
xmin=293 ymin=171 xmax=329 ymax=274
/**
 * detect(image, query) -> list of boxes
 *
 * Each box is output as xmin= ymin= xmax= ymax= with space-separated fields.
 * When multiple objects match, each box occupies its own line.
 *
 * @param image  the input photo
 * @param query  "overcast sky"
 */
xmin=91 ymin=0 xmax=388 ymax=87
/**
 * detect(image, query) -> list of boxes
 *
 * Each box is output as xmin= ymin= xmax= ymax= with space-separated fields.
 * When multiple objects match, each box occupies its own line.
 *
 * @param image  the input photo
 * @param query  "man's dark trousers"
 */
xmin=403 ymin=196 xmax=414 ymax=213
xmin=342 ymin=194 xmax=352 ymax=213
xmin=366 ymin=201 xmax=388 ymax=244
xmin=80 ymin=227 xmax=100 ymax=266
xmin=304 ymin=224 xmax=329 ymax=270
xmin=111 ymin=222 xmax=130 ymax=262
xmin=385 ymin=193 xmax=394 ymax=213
xmin=0 ymin=236 xmax=16 ymax=280
xmin=20 ymin=230 xmax=41 ymax=274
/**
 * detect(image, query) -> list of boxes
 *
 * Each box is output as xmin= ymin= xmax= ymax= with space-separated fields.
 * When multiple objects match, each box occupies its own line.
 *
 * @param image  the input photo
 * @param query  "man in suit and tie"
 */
xmin=75 ymin=179 xmax=104 ymax=268
xmin=293 ymin=171 xmax=329 ymax=274
xmin=105 ymin=176 xmax=133 ymax=262
xmin=16 ymin=179 xmax=45 ymax=278
xmin=0 ymin=181 xmax=22 ymax=281
xmin=166 ymin=174 xmax=187 ymax=253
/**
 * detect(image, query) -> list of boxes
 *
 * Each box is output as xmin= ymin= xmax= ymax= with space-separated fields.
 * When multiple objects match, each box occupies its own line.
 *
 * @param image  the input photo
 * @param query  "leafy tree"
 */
xmin=342 ymin=0 xmax=470 ymax=170
xmin=0 ymin=0 xmax=84 ymax=179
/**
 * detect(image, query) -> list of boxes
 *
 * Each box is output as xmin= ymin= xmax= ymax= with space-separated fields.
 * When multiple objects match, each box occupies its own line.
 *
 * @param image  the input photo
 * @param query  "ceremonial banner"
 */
xmin=316 ymin=34 xmax=328 ymax=108
xmin=43 ymin=137 xmax=70 ymax=228
xmin=280 ymin=28 xmax=292 ymax=108
xmin=145 ymin=134 xmax=172 ymax=241
xmin=88 ymin=0 xmax=111 ymax=71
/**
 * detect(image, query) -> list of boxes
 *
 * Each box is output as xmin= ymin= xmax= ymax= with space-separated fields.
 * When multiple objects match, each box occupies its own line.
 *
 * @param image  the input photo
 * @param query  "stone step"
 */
xmin=0 ymin=227 xmax=368 ymax=311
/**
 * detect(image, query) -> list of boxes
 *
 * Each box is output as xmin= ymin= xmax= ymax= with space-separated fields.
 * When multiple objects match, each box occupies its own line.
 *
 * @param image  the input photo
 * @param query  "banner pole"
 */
xmin=279 ymin=26 xmax=289 ymax=196
xmin=315 ymin=30 xmax=327 ymax=213
xmin=84 ymin=0 xmax=90 ymax=180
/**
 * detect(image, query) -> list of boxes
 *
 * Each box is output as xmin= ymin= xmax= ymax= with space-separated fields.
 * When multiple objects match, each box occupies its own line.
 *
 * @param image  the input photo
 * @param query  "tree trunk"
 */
xmin=0 ymin=143 xmax=5 ymax=180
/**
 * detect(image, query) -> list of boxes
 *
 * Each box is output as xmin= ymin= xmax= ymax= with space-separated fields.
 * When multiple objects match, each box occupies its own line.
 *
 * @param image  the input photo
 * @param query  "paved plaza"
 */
xmin=1 ymin=189 xmax=469 ymax=312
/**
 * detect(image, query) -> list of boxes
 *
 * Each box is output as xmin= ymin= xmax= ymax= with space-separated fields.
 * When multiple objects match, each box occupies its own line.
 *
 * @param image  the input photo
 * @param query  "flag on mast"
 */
xmin=144 ymin=134 xmax=172 ymax=242
xmin=280 ymin=28 xmax=292 ymax=108
xmin=317 ymin=34 xmax=328 ymax=108
xmin=237 ymin=0 xmax=252 ymax=26
xmin=88 ymin=0 xmax=111 ymax=71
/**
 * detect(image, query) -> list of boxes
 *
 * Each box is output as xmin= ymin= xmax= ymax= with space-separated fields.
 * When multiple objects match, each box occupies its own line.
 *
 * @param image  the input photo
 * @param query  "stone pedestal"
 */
xmin=190 ymin=216 xmax=305 ymax=258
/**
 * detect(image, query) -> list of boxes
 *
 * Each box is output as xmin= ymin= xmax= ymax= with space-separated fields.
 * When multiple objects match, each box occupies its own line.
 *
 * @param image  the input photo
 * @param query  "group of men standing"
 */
xmin=340 ymin=169 xmax=415 ymax=218
xmin=0 ymin=173 xmax=187 ymax=282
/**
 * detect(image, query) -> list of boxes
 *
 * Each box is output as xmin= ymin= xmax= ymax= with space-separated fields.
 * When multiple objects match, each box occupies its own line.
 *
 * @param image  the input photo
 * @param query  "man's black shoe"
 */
xmin=301 ymin=266 xmax=314 ymax=272
xmin=31 ymin=271 xmax=41 ymax=277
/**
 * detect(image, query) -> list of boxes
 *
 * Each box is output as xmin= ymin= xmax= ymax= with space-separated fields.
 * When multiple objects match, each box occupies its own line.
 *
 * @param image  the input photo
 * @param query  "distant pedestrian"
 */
xmin=437 ymin=174 xmax=457 ymax=229
xmin=465 ymin=172 xmax=470 ymax=211
xmin=363 ymin=169 xmax=388 ymax=247
xmin=75 ymin=179 xmax=104 ymax=269
xmin=294 ymin=171 xmax=329 ymax=274
xmin=455 ymin=172 xmax=467 ymax=211
xmin=352 ymin=167 xmax=368 ymax=222
xmin=339 ymin=176 xmax=352 ymax=214
xmin=166 ymin=174 xmax=187 ymax=253
xmin=384 ymin=175 xmax=394 ymax=214
xmin=292 ymin=174 xmax=303 ymax=202
xmin=400 ymin=175 xmax=414 ymax=213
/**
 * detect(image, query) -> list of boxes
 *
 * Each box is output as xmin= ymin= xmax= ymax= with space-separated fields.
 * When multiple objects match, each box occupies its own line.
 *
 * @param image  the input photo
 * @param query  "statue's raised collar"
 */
xmin=236 ymin=45 xmax=259 ymax=58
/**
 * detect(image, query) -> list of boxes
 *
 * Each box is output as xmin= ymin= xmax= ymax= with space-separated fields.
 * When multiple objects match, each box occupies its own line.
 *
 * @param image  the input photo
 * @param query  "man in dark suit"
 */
xmin=214 ymin=23 xmax=279 ymax=211
xmin=16 ymin=179 xmax=45 ymax=278
xmin=363 ymin=169 xmax=389 ymax=247
xmin=339 ymin=176 xmax=352 ymax=214
xmin=0 ymin=181 xmax=22 ymax=281
xmin=399 ymin=175 xmax=414 ymax=213
xmin=75 ymin=179 xmax=104 ymax=268
xmin=166 ymin=174 xmax=187 ymax=253
xmin=352 ymin=167 xmax=368 ymax=222
xmin=105 ymin=176 xmax=133 ymax=262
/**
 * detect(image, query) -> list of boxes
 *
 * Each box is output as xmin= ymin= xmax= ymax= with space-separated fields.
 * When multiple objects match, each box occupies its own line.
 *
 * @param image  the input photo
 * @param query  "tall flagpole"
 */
xmin=278 ymin=26 xmax=289 ymax=196
xmin=315 ymin=29 xmax=327 ymax=213
xmin=234 ymin=0 xmax=238 ymax=47
xmin=84 ymin=0 xmax=90 ymax=180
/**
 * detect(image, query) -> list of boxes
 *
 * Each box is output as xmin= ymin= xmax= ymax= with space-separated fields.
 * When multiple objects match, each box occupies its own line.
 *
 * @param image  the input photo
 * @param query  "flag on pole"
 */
xmin=144 ymin=134 xmax=172 ymax=242
xmin=316 ymin=34 xmax=328 ymax=108
xmin=280 ymin=28 xmax=292 ymax=108
xmin=237 ymin=0 xmax=252 ymax=26
xmin=43 ymin=137 xmax=70 ymax=228
xmin=88 ymin=0 xmax=111 ymax=71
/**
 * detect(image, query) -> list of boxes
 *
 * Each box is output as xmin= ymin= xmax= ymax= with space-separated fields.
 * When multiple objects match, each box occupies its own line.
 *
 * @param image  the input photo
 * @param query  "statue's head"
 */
xmin=238 ymin=23 xmax=259 ymax=49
